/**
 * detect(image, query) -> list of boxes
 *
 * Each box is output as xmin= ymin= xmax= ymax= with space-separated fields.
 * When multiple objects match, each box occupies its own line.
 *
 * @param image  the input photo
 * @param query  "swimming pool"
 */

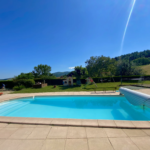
xmin=0 ymin=96 xmax=150 ymax=120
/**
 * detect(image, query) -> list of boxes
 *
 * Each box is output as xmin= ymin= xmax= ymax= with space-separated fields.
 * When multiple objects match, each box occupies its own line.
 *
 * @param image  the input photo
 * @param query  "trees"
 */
xmin=74 ymin=66 xmax=88 ymax=85
xmin=133 ymin=57 xmax=150 ymax=66
xmin=85 ymin=56 xmax=117 ymax=77
xmin=32 ymin=64 xmax=52 ymax=78
xmin=116 ymin=60 xmax=143 ymax=76
xmin=15 ymin=73 xmax=34 ymax=79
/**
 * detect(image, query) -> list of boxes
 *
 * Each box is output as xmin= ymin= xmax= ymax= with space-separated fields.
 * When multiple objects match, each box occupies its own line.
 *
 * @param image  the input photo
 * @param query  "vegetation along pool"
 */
xmin=0 ymin=96 xmax=150 ymax=120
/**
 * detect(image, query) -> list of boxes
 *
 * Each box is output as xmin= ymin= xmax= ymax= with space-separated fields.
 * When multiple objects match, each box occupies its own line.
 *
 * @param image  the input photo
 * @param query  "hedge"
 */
xmin=0 ymin=75 xmax=150 ymax=89
xmin=0 ymin=80 xmax=14 ymax=89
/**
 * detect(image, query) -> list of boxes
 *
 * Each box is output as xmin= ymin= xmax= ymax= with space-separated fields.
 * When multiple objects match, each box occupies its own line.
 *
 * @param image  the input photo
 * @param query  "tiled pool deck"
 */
xmin=1 ymin=123 xmax=150 ymax=149
xmin=0 ymin=91 xmax=150 ymax=129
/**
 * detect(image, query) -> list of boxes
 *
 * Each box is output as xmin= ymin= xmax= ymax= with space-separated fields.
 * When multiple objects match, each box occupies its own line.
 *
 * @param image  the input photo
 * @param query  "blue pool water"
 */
xmin=0 ymin=96 xmax=150 ymax=120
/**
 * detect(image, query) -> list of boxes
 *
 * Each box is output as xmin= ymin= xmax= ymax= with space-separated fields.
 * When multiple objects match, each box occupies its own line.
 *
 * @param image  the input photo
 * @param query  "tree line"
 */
xmin=15 ymin=50 xmax=150 ymax=80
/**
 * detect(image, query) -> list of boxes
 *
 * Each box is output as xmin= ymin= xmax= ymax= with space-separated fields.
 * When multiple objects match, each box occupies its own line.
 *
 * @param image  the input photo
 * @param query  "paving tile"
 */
xmin=22 ymin=117 xmax=39 ymax=124
xmin=0 ymin=128 xmax=18 ymax=138
xmin=0 ymin=139 xmax=5 ymax=145
xmin=36 ymin=125 xmax=52 ymax=128
xmin=0 ymin=116 xmax=13 ymax=122
xmin=67 ymin=127 xmax=86 ymax=138
xmin=65 ymin=139 xmax=88 ymax=150
xmin=130 ymin=137 xmax=150 ymax=150
xmin=11 ymin=117 xmax=26 ymax=123
xmin=115 ymin=120 xmax=135 ymax=128
xmin=17 ymin=139 xmax=44 ymax=150
xmin=142 ymin=129 xmax=150 ymax=136
xmin=0 ymin=123 xmax=8 ymax=128
xmin=0 ymin=139 xmax=22 ymax=150
xmin=86 ymin=127 xmax=107 ymax=138
xmin=123 ymin=129 xmax=147 ymax=137
xmin=6 ymin=123 xmax=23 ymax=128
xmin=27 ymin=127 xmax=50 ymax=139
xmin=88 ymin=138 xmax=113 ymax=150
xmin=47 ymin=126 xmax=68 ymax=139
xmin=66 ymin=119 xmax=82 ymax=126
xmin=51 ymin=119 xmax=67 ymax=125
xmin=104 ymin=128 xmax=127 ymax=138
xmin=131 ymin=121 xmax=150 ymax=128
xmin=36 ymin=118 xmax=52 ymax=125
xmin=82 ymin=119 xmax=98 ymax=127
xmin=98 ymin=120 xmax=116 ymax=127
xmin=9 ymin=127 xmax=34 ymax=139
xmin=21 ymin=124 xmax=37 ymax=128
xmin=109 ymin=137 xmax=139 ymax=150
xmin=41 ymin=139 xmax=66 ymax=150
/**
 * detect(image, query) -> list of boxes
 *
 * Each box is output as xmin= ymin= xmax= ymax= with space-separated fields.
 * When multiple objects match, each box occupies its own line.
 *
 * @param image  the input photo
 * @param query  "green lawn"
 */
xmin=13 ymin=81 xmax=150 ymax=93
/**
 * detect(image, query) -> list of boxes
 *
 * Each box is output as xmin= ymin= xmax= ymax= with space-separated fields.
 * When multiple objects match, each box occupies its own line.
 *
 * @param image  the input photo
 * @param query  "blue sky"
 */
xmin=0 ymin=0 xmax=150 ymax=78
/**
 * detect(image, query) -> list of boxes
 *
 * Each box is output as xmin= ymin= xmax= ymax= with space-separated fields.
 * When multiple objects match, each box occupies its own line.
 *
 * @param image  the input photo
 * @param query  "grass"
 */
xmin=13 ymin=81 xmax=150 ymax=93
xmin=139 ymin=64 xmax=150 ymax=75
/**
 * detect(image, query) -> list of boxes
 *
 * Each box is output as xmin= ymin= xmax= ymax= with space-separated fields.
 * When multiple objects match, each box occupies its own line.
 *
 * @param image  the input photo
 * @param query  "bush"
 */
xmin=13 ymin=85 xmax=25 ymax=91
xmin=13 ymin=79 xmax=35 ymax=88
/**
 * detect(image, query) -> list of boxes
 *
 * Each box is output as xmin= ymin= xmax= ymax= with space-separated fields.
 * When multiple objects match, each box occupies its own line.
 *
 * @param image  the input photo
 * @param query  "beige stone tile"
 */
xmin=104 ymin=128 xmax=127 ymax=138
xmin=22 ymin=117 xmax=39 ymax=124
xmin=88 ymin=138 xmax=113 ymax=150
xmin=65 ymin=139 xmax=88 ymax=150
xmin=36 ymin=118 xmax=52 ymax=125
xmin=9 ymin=128 xmax=34 ymax=139
xmin=82 ymin=119 xmax=98 ymax=127
xmin=0 ymin=139 xmax=22 ymax=150
xmin=123 ymin=129 xmax=147 ymax=137
xmin=98 ymin=120 xmax=116 ymax=127
xmin=41 ymin=139 xmax=66 ymax=150
xmin=11 ymin=117 xmax=26 ymax=123
xmin=0 ymin=128 xmax=18 ymax=138
xmin=21 ymin=124 xmax=37 ymax=128
xmin=0 ymin=139 xmax=5 ymax=145
xmin=115 ymin=120 xmax=135 ymax=128
xmin=6 ymin=123 xmax=23 ymax=128
xmin=86 ymin=127 xmax=107 ymax=138
xmin=67 ymin=127 xmax=86 ymax=138
xmin=109 ymin=137 xmax=139 ymax=150
xmin=27 ymin=127 xmax=50 ymax=139
xmin=131 ymin=137 xmax=150 ymax=150
xmin=66 ymin=119 xmax=82 ymax=126
xmin=0 ymin=123 xmax=8 ymax=128
xmin=0 ymin=116 xmax=13 ymax=122
xmin=51 ymin=119 xmax=67 ymax=125
xmin=47 ymin=126 xmax=68 ymax=139
xmin=131 ymin=121 xmax=150 ymax=128
xmin=36 ymin=125 xmax=52 ymax=128
xmin=142 ymin=129 xmax=150 ymax=136
xmin=17 ymin=139 xmax=44 ymax=150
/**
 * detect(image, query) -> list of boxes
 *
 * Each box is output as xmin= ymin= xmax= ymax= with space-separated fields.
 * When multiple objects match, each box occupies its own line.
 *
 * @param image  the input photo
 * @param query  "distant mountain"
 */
xmin=0 ymin=78 xmax=13 ymax=81
xmin=52 ymin=71 xmax=70 ymax=77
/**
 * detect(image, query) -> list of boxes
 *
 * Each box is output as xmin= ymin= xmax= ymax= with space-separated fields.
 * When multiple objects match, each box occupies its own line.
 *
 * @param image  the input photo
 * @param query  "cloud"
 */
xmin=69 ymin=67 xmax=75 ymax=69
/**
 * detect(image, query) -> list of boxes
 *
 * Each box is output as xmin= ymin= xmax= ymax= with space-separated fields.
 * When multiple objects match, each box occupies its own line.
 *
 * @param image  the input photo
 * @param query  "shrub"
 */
xmin=13 ymin=85 xmax=25 ymax=91
xmin=13 ymin=79 xmax=35 ymax=88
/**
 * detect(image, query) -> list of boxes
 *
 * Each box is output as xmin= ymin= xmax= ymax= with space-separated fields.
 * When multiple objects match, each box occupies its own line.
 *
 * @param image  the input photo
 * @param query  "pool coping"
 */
xmin=0 ymin=92 xmax=150 ymax=129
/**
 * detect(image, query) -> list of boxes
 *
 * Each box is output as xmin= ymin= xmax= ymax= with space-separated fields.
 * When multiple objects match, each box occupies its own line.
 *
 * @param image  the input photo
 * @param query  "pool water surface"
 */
xmin=0 ymin=96 xmax=150 ymax=120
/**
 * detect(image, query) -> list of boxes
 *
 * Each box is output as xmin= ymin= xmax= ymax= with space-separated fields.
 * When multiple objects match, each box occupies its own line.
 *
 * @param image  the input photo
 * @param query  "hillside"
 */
xmin=139 ymin=64 xmax=150 ymax=75
xmin=115 ymin=50 xmax=150 ymax=61
xmin=52 ymin=71 xmax=70 ymax=77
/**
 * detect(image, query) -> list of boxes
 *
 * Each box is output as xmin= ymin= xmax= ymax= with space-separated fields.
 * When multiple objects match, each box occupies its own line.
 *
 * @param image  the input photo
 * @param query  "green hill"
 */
xmin=52 ymin=71 xmax=70 ymax=77
xmin=139 ymin=64 xmax=150 ymax=75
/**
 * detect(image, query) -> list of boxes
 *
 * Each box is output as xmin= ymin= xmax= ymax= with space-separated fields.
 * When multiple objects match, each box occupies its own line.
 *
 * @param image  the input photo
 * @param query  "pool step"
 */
xmin=0 ymin=101 xmax=29 ymax=116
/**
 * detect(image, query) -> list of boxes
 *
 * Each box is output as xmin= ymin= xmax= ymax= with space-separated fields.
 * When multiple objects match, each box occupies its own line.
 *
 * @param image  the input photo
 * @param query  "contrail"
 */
xmin=120 ymin=0 xmax=136 ymax=55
